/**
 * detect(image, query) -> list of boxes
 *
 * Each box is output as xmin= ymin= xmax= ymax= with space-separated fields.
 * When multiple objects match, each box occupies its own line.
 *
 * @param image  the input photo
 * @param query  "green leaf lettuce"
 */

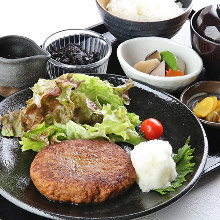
xmin=20 ymin=104 xmax=144 ymax=152
xmin=1 ymin=73 xmax=137 ymax=139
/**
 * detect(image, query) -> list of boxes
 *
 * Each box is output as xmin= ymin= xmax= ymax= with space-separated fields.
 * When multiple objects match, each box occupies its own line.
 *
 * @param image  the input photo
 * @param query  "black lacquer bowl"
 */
xmin=0 ymin=74 xmax=208 ymax=219
xmin=96 ymin=0 xmax=192 ymax=41
xmin=190 ymin=5 xmax=220 ymax=80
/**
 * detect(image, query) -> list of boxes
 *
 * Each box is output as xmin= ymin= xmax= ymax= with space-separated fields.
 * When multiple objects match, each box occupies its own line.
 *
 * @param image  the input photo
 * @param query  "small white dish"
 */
xmin=117 ymin=37 xmax=203 ymax=92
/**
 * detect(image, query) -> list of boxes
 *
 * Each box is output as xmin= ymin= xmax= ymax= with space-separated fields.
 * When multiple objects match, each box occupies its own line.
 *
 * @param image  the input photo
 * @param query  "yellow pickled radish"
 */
xmin=206 ymin=110 xmax=220 ymax=122
xmin=211 ymin=97 xmax=218 ymax=111
xmin=193 ymin=96 xmax=217 ymax=117
xmin=216 ymin=100 xmax=220 ymax=108
xmin=206 ymin=107 xmax=220 ymax=122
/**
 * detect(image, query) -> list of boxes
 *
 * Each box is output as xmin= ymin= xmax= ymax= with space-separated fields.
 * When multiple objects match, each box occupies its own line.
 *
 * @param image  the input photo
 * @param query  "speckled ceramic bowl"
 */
xmin=0 ymin=35 xmax=51 ymax=97
xmin=96 ymin=0 xmax=192 ymax=41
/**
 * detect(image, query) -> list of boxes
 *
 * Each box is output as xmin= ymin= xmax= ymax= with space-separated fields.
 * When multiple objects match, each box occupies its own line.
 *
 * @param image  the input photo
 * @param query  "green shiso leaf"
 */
xmin=155 ymin=137 xmax=195 ymax=195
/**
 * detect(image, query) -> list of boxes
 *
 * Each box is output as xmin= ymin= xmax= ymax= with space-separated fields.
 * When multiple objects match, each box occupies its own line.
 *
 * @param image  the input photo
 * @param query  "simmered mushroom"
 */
xmin=145 ymin=50 xmax=161 ymax=62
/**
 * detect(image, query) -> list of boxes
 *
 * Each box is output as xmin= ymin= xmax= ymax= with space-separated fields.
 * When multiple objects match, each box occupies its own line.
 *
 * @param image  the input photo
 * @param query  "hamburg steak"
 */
xmin=30 ymin=139 xmax=137 ymax=203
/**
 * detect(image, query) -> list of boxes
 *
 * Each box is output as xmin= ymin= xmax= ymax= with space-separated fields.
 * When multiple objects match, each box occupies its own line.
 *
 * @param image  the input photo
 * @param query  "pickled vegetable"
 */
xmin=217 ymin=100 xmax=220 ymax=108
xmin=193 ymin=96 xmax=217 ymax=117
xmin=206 ymin=107 xmax=220 ymax=122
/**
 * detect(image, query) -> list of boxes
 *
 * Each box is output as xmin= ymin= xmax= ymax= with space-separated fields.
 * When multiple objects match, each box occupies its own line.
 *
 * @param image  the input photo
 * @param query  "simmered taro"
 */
xmin=48 ymin=43 xmax=99 ymax=65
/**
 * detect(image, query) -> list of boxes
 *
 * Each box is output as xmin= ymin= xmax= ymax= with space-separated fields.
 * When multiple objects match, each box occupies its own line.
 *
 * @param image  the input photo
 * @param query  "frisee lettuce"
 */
xmin=155 ymin=137 xmax=195 ymax=194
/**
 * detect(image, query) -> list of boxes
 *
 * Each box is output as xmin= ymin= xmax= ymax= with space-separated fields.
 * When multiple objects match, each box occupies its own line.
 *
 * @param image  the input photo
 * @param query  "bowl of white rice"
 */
xmin=96 ymin=0 xmax=192 ymax=41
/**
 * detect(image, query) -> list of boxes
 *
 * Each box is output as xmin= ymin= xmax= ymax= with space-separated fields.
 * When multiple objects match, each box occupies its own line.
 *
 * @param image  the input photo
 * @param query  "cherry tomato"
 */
xmin=140 ymin=118 xmax=163 ymax=140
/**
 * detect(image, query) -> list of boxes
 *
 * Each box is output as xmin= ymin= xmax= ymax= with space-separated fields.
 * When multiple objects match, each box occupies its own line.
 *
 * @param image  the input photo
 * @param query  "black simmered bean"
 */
xmin=48 ymin=43 xmax=99 ymax=65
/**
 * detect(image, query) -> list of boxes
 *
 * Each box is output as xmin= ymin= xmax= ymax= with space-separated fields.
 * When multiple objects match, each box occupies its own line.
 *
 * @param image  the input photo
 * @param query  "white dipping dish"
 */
xmin=117 ymin=37 xmax=203 ymax=92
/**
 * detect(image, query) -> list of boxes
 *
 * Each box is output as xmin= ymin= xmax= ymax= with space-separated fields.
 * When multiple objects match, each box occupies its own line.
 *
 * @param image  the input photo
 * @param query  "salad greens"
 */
xmin=155 ymin=137 xmax=195 ymax=195
xmin=20 ymin=104 xmax=145 ymax=152
xmin=1 ymin=73 xmax=144 ymax=151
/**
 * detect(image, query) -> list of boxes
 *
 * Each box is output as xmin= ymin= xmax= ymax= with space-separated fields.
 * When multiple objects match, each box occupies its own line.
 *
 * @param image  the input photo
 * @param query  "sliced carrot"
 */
xmin=166 ymin=69 xmax=184 ymax=77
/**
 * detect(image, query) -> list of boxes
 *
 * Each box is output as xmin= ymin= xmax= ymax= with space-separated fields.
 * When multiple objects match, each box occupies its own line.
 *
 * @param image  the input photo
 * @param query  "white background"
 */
xmin=1 ymin=0 xmax=219 ymax=45
xmin=0 ymin=0 xmax=102 ymax=45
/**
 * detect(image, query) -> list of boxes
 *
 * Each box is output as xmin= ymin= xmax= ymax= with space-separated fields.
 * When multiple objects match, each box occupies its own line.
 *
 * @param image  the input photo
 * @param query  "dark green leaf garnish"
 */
xmin=155 ymin=137 xmax=195 ymax=194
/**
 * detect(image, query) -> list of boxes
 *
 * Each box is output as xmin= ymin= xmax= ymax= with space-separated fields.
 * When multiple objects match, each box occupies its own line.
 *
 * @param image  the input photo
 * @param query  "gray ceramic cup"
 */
xmin=0 ymin=35 xmax=51 ymax=97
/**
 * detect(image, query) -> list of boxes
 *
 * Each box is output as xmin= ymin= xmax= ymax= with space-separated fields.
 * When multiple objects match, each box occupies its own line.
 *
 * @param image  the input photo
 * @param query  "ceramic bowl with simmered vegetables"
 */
xmin=117 ymin=37 xmax=203 ymax=92
xmin=180 ymin=81 xmax=220 ymax=128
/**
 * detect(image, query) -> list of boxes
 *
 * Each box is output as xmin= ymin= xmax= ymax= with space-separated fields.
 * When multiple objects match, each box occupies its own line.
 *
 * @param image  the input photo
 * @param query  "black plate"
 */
xmin=0 ymin=74 xmax=208 ymax=219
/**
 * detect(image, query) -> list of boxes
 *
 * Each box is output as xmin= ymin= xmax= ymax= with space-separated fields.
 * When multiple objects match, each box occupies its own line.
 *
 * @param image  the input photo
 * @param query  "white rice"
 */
xmin=106 ymin=0 xmax=184 ymax=22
